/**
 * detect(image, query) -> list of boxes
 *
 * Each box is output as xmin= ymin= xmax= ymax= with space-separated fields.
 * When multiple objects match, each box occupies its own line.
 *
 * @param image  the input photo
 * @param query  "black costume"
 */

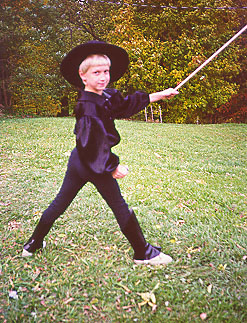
xmin=75 ymin=89 xmax=149 ymax=174
xmin=23 ymin=88 xmax=161 ymax=261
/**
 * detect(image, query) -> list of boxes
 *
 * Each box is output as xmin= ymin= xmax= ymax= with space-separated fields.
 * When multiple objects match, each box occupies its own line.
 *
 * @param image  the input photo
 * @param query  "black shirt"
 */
xmin=74 ymin=89 xmax=150 ymax=174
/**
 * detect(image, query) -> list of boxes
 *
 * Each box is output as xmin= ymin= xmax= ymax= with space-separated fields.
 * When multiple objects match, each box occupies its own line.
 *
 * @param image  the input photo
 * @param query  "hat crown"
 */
xmin=60 ymin=41 xmax=129 ymax=88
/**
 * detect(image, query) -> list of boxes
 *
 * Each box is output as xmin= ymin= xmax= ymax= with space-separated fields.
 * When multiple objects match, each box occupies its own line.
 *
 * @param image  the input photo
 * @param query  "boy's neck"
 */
xmin=84 ymin=87 xmax=104 ymax=96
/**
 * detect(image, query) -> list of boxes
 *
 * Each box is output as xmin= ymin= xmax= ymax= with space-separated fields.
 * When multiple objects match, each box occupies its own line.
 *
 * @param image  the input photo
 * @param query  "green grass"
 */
xmin=0 ymin=117 xmax=246 ymax=322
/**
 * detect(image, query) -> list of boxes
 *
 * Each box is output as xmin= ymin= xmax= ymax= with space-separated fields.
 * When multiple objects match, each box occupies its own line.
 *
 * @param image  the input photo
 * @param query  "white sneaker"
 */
xmin=22 ymin=241 xmax=46 ymax=257
xmin=134 ymin=252 xmax=173 ymax=265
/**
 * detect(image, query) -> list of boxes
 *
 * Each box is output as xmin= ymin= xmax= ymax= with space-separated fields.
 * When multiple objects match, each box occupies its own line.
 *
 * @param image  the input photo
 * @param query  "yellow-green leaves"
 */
xmin=137 ymin=283 xmax=160 ymax=312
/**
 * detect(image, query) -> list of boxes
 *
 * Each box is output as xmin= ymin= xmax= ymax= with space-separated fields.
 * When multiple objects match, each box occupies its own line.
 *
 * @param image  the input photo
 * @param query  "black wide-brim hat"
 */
xmin=60 ymin=40 xmax=129 ymax=88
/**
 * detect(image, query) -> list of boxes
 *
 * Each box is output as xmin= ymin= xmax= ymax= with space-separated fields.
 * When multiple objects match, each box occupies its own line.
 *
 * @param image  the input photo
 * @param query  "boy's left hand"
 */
xmin=149 ymin=88 xmax=179 ymax=102
xmin=112 ymin=165 xmax=129 ymax=179
xmin=162 ymin=88 xmax=179 ymax=99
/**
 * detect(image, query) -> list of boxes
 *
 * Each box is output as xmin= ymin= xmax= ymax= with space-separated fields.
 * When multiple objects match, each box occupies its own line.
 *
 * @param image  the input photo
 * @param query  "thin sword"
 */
xmin=174 ymin=24 xmax=247 ymax=91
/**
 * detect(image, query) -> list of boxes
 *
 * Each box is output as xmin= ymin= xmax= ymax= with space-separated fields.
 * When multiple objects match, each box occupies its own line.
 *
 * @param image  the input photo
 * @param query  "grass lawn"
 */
xmin=0 ymin=117 xmax=246 ymax=322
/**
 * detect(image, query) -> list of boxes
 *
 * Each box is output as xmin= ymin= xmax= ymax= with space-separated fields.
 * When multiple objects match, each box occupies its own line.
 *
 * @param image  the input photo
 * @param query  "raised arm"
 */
xmin=149 ymin=88 xmax=179 ymax=103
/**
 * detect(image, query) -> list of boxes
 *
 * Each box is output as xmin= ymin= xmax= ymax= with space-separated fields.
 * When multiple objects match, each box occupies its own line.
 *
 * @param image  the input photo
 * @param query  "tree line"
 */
xmin=0 ymin=0 xmax=246 ymax=123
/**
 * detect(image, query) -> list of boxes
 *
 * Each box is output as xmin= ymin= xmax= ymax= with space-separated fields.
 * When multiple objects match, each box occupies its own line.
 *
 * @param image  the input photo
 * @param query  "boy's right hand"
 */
xmin=111 ymin=165 xmax=129 ymax=179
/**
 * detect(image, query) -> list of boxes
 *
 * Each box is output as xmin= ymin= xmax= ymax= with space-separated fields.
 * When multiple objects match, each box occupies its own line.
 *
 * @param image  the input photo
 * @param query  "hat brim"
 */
xmin=60 ymin=41 xmax=129 ymax=88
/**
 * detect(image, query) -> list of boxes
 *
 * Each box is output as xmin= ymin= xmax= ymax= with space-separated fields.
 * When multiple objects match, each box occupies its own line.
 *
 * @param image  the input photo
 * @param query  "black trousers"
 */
xmin=39 ymin=148 xmax=131 ymax=230
xmin=26 ymin=148 xmax=162 ymax=260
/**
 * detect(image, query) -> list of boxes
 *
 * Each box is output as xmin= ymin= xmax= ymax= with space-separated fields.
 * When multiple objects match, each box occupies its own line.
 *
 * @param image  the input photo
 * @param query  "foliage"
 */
xmin=11 ymin=36 xmax=61 ymax=116
xmin=109 ymin=5 xmax=168 ymax=120
xmin=0 ymin=0 xmax=113 ymax=116
xmin=1 ymin=117 xmax=247 ymax=321
xmin=54 ymin=0 xmax=115 ymax=42
xmin=109 ymin=0 xmax=243 ymax=123
xmin=1 ymin=1 xmax=64 ymax=115
xmin=215 ymin=91 xmax=247 ymax=123
xmin=0 ymin=0 xmax=246 ymax=121
xmin=0 ymin=0 xmax=33 ymax=108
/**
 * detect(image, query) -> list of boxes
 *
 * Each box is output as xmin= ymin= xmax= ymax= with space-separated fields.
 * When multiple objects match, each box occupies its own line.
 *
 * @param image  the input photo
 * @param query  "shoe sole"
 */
xmin=134 ymin=254 xmax=173 ymax=265
xmin=22 ymin=241 xmax=46 ymax=257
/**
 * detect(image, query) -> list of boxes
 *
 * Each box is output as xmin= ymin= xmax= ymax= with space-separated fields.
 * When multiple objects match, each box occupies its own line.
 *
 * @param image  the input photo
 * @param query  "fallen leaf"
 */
xmin=170 ymin=238 xmax=177 ymax=244
xmin=175 ymin=219 xmax=185 ymax=226
xmin=207 ymin=284 xmax=212 ymax=294
xmin=235 ymin=243 xmax=246 ymax=250
xmin=138 ymin=292 xmax=152 ymax=303
xmin=200 ymin=313 xmax=207 ymax=320
xmin=117 ymin=283 xmax=132 ymax=293
xmin=9 ymin=291 xmax=18 ymax=300
xmin=138 ymin=300 xmax=148 ymax=308
xmin=64 ymin=297 xmax=74 ymax=304
xmin=198 ymin=278 xmax=204 ymax=285
xmin=9 ymin=278 xmax=15 ymax=289
xmin=32 ymin=283 xmax=41 ymax=292
xmin=122 ymin=305 xmax=135 ymax=310
xmin=8 ymin=221 xmax=21 ymax=231
xmin=91 ymin=305 xmax=99 ymax=311
xmin=150 ymin=292 xmax=156 ymax=304
xmin=40 ymin=300 xmax=46 ymax=307
xmin=195 ymin=179 xmax=206 ymax=185
xmin=187 ymin=246 xmax=201 ymax=253
xmin=90 ymin=298 xmax=98 ymax=304
xmin=218 ymin=264 xmax=227 ymax=271
xmin=154 ymin=152 xmax=162 ymax=158
xmin=137 ymin=290 xmax=157 ymax=310
xmin=19 ymin=287 xmax=28 ymax=292
xmin=31 ymin=312 xmax=37 ymax=318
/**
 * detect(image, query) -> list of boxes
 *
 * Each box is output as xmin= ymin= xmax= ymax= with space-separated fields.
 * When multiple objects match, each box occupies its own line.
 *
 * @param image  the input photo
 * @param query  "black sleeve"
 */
xmin=105 ymin=89 xmax=150 ymax=119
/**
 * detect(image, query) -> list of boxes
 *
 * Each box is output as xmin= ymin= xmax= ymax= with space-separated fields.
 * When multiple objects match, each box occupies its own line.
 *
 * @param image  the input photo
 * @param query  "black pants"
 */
xmin=26 ymin=148 xmax=162 ymax=260
xmin=39 ymin=148 xmax=131 ymax=230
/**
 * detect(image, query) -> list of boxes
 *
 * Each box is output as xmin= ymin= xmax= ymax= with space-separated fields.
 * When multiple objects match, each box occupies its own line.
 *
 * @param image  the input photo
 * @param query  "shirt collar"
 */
xmin=79 ymin=90 xmax=108 ymax=106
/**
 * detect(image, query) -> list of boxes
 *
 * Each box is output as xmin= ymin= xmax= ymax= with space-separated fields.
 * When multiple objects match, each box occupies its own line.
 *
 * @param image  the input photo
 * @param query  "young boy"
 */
xmin=22 ymin=41 xmax=179 ymax=265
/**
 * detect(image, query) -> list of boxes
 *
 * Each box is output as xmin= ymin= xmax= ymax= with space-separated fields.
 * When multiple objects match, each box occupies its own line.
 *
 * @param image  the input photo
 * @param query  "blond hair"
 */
xmin=79 ymin=54 xmax=111 ymax=74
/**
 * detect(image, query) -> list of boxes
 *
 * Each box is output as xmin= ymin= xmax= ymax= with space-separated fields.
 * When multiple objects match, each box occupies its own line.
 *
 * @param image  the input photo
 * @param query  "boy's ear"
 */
xmin=79 ymin=71 xmax=87 ymax=85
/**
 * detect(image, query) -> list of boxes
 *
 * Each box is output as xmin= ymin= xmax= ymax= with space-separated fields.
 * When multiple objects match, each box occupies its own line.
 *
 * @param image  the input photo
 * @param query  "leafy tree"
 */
xmin=0 ymin=1 xmax=61 ymax=114
xmin=1 ymin=0 xmax=245 ymax=121
xmin=109 ymin=0 xmax=244 ymax=123
xmin=0 ymin=0 xmax=32 ymax=110
xmin=1 ymin=0 xmax=114 ymax=115
xmin=215 ymin=92 xmax=247 ymax=123
xmin=216 ymin=0 xmax=247 ymax=123
xmin=54 ymin=0 xmax=115 ymax=42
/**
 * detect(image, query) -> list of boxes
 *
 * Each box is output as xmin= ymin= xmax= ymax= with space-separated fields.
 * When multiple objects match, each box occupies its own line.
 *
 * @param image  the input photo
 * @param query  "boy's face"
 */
xmin=79 ymin=64 xmax=110 ymax=95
